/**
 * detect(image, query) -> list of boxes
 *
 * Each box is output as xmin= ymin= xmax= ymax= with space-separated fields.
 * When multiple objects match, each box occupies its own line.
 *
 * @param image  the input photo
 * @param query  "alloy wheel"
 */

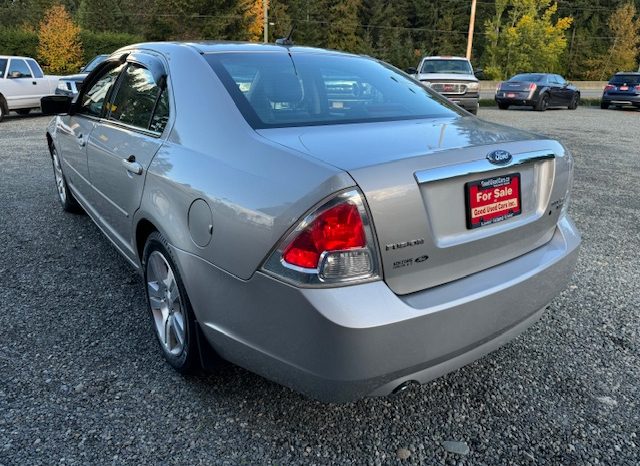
xmin=52 ymin=150 xmax=67 ymax=204
xmin=146 ymin=250 xmax=187 ymax=356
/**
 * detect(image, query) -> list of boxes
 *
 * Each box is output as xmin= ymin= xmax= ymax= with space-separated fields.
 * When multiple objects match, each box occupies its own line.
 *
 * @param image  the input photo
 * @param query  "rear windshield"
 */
xmin=420 ymin=59 xmax=472 ymax=75
xmin=610 ymin=74 xmax=640 ymax=85
xmin=206 ymin=52 xmax=461 ymax=129
xmin=0 ymin=58 xmax=7 ymax=77
xmin=509 ymin=74 xmax=545 ymax=82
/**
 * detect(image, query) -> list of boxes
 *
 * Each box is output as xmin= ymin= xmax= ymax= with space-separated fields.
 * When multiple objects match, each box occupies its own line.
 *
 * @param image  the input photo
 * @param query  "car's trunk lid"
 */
xmin=257 ymin=117 xmax=570 ymax=295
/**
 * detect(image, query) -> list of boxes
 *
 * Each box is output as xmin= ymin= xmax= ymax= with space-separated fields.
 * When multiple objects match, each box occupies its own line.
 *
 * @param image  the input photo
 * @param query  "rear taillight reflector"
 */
xmin=604 ymin=84 xmax=615 ymax=91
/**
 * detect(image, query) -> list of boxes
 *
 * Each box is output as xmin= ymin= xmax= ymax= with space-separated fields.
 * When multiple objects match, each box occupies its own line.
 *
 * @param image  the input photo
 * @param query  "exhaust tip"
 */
xmin=393 ymin=380 xmax=419 ymax=395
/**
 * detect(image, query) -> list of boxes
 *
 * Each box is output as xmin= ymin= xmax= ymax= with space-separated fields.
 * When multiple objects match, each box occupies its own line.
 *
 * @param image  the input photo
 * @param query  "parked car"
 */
xmin=409 ymin=56 xmax=481 ymax=114
xmin=42 ymin=42 xmax=580 ymax=402
xmin=0 ymin=55 xmax=59 ymax=121
xmin=56 ymin=54 xmax=109 ymax=97
xmin=600 ymin=72 xmax=640 ymax=110
xmin=495 ymin=73 xmax=580 ymax=111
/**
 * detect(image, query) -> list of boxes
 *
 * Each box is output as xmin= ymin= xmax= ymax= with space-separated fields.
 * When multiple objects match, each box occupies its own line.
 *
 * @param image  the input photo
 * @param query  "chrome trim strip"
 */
xmin=414 ymin=150 xmax=555 ymax=184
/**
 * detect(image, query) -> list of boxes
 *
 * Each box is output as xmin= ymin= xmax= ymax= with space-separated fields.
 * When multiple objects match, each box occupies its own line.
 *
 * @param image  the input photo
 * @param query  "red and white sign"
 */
xmin=465 ymin=174 xmax=522 ymax=229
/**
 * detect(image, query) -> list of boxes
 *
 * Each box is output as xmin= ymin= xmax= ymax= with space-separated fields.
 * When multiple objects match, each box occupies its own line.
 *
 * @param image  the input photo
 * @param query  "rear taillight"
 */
xmin=528 ymin=83 xmax=537 ymax=91
xmin=635 ymin=85 xmax=640 ymax=92
xmin=604 ymin=84 xmax=615 ymax=92
xmin=263 ymin=189 xmax=381 ymax=286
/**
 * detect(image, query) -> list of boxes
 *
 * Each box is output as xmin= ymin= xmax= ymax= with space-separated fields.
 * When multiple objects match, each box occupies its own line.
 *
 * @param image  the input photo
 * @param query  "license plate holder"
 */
xmin=507 ymin=92 xmax=516 ymax=98
xmin=465 ymin=173 xmax=522 ymax=229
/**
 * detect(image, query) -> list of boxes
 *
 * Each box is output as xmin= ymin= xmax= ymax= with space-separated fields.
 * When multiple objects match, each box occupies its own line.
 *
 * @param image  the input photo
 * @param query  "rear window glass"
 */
xmin=206 ymin=52 xmax=461 ymax=129
xmin=610 ymin=74 xmax=640 ymax=85
xmin=510 ymin=74 xmax=545 ymax=82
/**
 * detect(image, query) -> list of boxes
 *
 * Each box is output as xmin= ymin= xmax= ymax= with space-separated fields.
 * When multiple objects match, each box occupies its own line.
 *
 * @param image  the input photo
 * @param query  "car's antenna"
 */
xmin=275 ymin=24 xmax=296 ymax=46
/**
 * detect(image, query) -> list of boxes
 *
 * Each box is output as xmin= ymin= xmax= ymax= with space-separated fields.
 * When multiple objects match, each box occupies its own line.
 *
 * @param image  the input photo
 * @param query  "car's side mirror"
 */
xmin=474 ymin=69 xmax=485 ymax=80
xmin=406 ymin=67 xmax=418 ymax=75
xmin=8 ymin=71 xmax=23 ymax=79
xmin=41 ymin=95 xmax=73 ymax=115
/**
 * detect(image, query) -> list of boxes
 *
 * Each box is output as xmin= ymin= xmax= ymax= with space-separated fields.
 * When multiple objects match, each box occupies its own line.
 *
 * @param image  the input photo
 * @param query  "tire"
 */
xmin=143 ymin=231 xmax=200 ymax=374
xmin=498 ymin=102 xmax=510 ymax=110
xmin=568 ymin=94 xmax=579 ymax=110
xmin=15 ymin=108 xmax=31 ymax=116
xmin=469 ymin=105 xmax=478 ymax=115
xmin=535 ymin=94 xmax=549 ymax=112
xmin=0 ymin=95 xmax=7 ymax=122
xmin=600 ymin=101 xmax=610 ymax=110
xmin=51 ymin=146 xmax=82 ymax=213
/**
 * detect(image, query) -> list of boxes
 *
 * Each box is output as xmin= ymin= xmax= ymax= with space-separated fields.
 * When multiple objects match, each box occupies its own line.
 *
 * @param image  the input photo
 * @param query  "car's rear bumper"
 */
xmin=602 ymin=94 xmax=640 ymax=106
xmin=173 ymin=216 xmax=580 ymax=402
xmin=495 ymin=97 xmax=537 ymax=106
xmin=444 ymin=95 xmax=478 ymax=112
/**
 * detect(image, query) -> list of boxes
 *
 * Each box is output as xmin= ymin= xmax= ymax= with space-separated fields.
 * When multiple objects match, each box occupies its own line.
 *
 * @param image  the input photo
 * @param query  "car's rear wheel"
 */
xmin=16 ymin=108 xmax=31 ymax=116
xmin=143 ymin=231 xmax=199 ymax=374
xmin=535 ymin=94 xmax=549 ymax=111
xmin=51 ymin=147 xmax=82 ymax=213
xmin=600 ymin=101 xmax=610 ymax=109
xmin=0 ymin=96 xmax=7 ymax=122
xmin=568 ymin=94 xmax=579 ymax=110
xmin=498 ymin=102 xmax=510 ymax=110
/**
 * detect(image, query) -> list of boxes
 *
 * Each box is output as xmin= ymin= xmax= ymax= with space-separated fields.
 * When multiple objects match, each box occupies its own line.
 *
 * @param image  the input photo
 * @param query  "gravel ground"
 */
xmin=1 ymin=107 xmax=638 ymax=465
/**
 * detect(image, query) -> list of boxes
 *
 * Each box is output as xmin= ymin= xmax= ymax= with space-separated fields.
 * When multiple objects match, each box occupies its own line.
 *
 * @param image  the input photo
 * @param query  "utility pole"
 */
xmin=263 ymin=0 xmax=268 ymax=43
xmin=466 ymin=0 xmax=477 ymax=60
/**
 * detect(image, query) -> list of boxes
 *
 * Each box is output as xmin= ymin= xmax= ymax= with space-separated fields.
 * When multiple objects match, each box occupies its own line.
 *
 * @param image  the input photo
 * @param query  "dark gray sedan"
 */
xmin=495 ymin=73 xmax=580 ymax=111
xmin=42 ymin=42 xmax=580 ymax=402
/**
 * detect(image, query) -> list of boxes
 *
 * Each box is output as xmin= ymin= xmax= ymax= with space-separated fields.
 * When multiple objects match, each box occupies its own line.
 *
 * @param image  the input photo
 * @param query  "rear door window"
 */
xmin=0 ymin=59 xmax=7 ymax=78
xmin=108 ymin=63 xmax=166 ymax=132
xmin=25 ymin=59 xmax=44 ymax=78
xmin=7 ymin=59 xmax=32 ymax=78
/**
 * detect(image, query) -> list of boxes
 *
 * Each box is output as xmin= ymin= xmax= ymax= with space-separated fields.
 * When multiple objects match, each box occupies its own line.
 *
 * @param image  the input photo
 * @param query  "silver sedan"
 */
xmin=42 ymin=42 xmax=580 ymax=402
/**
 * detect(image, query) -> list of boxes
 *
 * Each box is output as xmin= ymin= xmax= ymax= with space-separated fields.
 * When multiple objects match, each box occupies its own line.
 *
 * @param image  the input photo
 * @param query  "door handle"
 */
xmin=122 ymin=155 xmax=143 ymax=175
xmin=32 ymin=81 xmax=37 ymax=85
xmin=76 ymin=133 xmax=86 ymax=147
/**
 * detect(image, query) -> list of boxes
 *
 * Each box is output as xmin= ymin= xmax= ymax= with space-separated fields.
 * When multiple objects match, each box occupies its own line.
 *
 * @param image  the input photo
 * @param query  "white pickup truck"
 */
xmin=0 ymin=56 xmax=59 ymax=121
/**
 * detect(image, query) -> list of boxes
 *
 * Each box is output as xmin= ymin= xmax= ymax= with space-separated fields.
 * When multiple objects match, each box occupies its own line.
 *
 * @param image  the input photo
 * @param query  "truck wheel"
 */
xmin=16 ymin=109 xmax=31 ymax=116
xmin=0 ymin=95 xmax=7 ymax=122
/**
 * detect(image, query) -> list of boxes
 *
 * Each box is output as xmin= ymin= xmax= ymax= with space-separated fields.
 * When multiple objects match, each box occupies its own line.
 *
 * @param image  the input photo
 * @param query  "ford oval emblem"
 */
xmin=487 ymin=150 xmax=512 ymax=166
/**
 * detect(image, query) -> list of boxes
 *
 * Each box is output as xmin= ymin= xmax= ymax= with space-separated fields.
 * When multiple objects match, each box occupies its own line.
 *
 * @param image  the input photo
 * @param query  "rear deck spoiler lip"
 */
xmin=414 ymin=150 xmax=555 ymax=185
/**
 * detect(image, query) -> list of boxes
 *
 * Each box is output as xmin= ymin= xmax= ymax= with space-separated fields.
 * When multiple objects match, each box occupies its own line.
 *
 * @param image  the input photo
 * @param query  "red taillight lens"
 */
xmin=635 ymin=85 xmax=640 ymax=92
xmin=283 ymin=203 xmax=366 ymax=269
xmin=604 ymin=84 xmax=615 ymax=91
xmin=528 ymin=83 xmax=537 ymax=91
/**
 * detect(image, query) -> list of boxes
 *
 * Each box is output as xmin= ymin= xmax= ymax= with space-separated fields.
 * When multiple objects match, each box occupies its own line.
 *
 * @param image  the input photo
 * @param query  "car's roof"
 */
xmin=0 ymin=55 xmax=34 ymax=60
xmin=120 ymin=41 xmax=358 ymax=57
xmin=423 ymin=56 xmax=469 ymax=61
xmin=614 ymin=71 xmax=640 ymax=75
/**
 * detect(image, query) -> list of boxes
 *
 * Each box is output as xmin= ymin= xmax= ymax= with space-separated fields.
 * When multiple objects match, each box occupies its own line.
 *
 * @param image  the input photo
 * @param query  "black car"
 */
xmin=55 ymin=54 xmax=108 ymax=97
xmin=601 ymin=72 xmax=640 ymax=110
xmin=495 ymin=73 xmax=580 ymax=111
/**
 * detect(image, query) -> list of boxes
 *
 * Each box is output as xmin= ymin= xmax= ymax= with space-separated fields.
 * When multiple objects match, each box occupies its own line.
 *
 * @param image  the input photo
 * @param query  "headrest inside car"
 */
xmin=263 ymin=72 xmax=303 ymax=103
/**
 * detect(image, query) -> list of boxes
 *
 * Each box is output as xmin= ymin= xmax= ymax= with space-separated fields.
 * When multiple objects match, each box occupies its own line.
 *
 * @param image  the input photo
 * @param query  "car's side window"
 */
xmin=7 ymin=59 xmax=32 ymax=79
xmin=0 ymin=58 xmax=7 ymax=78
xmin=108 ymin=63 xmax=165 ymax=131
xmin=79 ymin=64 xmax=124 ymax=118
xmin=149 ymin=87 xmax=170 ymax=134
xmin=26 ymin=59 xmax=44 ymax=79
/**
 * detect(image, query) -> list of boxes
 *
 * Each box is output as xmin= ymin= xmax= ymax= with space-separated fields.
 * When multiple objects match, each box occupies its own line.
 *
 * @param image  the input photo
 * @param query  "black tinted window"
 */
xmin=510 ymin=74 xmax=545 ymax=83
xmin=108 ymin=64 xmax=163 ymax=130
xmin=26 ymin=59 xmax=44 ymax=78
xmin=80 ymin=64 xmax=124 ymax=117
xmin=207 ymin=52 xmax=461 ymax=129
xmin=149 ymin=87 xmax=169 ymax=133
xmin=0 ymin=58 xmax=8 ymax=77
xmin=8 ymin=59 xmax=32 ymax=78
xmin=610 ymin=74 xmax=640 ymax=85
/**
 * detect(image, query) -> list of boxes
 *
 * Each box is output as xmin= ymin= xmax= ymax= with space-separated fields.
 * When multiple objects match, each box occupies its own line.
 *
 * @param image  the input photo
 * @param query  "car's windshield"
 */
xmin=510 ymin=74 xmax=545 ymax=82
xmin=419 ymin=59 xmax=473 ymax=75
xmin=610 ymin=74 xmax=640 ymax=85
xmin=82 ymin=55 xmax=107 ymax=73
xmin=0 ymin=58 xmax=7 ymax=77
xmin=207 ymin=52 xmax=462 ymax=129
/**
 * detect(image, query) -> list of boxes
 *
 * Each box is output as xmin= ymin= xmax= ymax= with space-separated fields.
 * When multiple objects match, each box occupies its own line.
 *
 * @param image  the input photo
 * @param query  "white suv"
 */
xmin=0 ymin=56 xmax=60 ymax=121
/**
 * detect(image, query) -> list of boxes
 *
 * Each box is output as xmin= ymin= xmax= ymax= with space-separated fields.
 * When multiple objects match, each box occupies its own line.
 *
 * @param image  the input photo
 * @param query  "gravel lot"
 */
xmin=1 ymin=107 xmax=638 ymax=465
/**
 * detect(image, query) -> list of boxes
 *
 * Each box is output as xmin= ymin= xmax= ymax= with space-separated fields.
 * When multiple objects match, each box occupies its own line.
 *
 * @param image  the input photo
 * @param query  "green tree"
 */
xmin=327 ymin=0 xmax=364 ymax=52
xmin=483 ymin=0 xmax=573 ymax=79
xmin=586 ymin=3 xmax=640 ymax=79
